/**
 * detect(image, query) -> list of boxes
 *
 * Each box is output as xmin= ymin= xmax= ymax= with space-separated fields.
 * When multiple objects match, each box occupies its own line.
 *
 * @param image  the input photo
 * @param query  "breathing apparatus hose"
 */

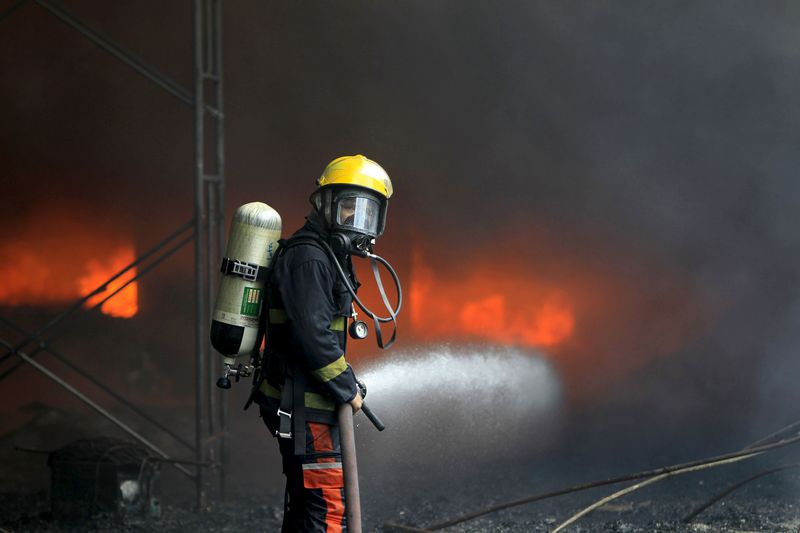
xmin=319 ymin=239 xmax=402 ymax=349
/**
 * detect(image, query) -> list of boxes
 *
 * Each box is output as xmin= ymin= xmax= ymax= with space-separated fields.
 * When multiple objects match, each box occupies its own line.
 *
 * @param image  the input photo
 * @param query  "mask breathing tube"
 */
xmin=318 ymin=238 xmax=402 ymax=349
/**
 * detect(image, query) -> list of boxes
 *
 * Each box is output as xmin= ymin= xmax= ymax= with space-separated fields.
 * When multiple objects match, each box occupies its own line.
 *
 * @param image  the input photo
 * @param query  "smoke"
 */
xmin=2 ymin=0 xmax=800 ymax=484
xmin=386 ymin=1 xmax=800 ymax=444
xmin=355 ymin=345 xmax=562 ymax=471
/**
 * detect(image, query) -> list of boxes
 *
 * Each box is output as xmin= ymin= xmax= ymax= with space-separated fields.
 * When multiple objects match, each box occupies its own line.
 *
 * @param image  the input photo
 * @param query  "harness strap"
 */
xmin=277 ymin=371 xmax=293 ymax=439
xmin=291 ymin=366 xmax=307 ymax=455
xmin=281 ymin=234 xmax=327 ymax=253
xmin=243 ymin=242 xmax=283 ymax=412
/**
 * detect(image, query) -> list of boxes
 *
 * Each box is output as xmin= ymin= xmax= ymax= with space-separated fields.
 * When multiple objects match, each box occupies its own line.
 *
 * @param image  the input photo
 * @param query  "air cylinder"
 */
xmin=210 ymin=202 xmax=281 ymax=365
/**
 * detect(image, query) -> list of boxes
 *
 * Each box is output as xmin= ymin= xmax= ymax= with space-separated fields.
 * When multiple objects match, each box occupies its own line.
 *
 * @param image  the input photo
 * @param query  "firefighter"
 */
xmin=255 ymin=155 xmax=393 ymax=532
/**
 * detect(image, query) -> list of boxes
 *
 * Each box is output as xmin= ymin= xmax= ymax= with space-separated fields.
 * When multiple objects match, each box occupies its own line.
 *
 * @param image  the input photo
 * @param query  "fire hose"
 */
xmin=339 ymin=403 xmax=363 ymax=533
xmin=338 ymin=369 xmax=384 ymax=533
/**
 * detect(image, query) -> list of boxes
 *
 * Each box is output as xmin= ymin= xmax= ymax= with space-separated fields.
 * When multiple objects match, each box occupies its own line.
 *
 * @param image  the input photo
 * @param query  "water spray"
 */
xmin=356 ymin=345 xmax=563 ymax=467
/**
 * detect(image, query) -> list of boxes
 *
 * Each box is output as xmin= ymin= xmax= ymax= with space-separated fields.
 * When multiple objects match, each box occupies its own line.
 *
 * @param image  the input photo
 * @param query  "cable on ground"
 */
xmin=681 ymin=462 xmax=800 ymax=523
xmin=550 ymin=420 xmax=800 ymax=532
xmin=415 ymin=420 xmax=800 ymax=531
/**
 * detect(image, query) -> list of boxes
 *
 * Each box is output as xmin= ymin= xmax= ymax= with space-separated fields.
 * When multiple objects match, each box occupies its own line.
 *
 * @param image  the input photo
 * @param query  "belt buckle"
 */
xmin=276 ymin=408 xmax=292 ymax=439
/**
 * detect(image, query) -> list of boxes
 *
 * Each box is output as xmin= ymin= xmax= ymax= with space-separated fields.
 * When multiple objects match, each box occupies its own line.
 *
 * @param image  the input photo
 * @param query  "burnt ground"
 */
xmin=2 ymin=373 xmax=798 ymax=533
xmin=2 ymin=456 xmax=799 ymax=533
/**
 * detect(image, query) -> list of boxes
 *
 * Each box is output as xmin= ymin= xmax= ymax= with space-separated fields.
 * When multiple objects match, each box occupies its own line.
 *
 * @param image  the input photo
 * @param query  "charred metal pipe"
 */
xmin=338 ymin=403 xmax=362 ymax=533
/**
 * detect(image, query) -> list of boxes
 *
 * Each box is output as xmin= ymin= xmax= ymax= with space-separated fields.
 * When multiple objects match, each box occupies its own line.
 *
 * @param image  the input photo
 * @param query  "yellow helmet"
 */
xmin=311 ymin=155 xmax=393 ymax=241
xmin=318 ymin=154 xmax=393 ymax=199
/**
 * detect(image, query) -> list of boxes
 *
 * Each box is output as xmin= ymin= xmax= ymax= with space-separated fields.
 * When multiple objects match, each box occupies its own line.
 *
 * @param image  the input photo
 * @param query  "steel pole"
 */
xmin=207 ymin=159 xmax=217 ymax=444
xmin=338 ymin=404 xmax=362 ymax=533
xmin=213 ymin=0 xmax=228 ymax=501
xmin=192 ymin=0 xmax=208 ymax=511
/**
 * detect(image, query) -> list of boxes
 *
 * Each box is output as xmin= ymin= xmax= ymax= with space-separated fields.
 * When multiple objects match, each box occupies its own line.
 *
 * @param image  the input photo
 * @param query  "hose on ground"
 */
xmin=681 ymin=462 xmax=800 ymax=523
xmin=550 ymin=452 xmax=762 ymax=532
xmin=551 ymin=420 xmax=800 ymax=532
xmin=421 ymin=420 xmax=800 ymax=531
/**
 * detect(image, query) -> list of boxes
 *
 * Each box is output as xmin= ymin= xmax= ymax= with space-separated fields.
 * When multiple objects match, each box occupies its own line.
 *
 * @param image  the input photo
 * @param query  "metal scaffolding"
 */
xmin=0 ymin=0 xmax=227 ymax=508
xmin=193 ymin=0 xmax=227 ymax=508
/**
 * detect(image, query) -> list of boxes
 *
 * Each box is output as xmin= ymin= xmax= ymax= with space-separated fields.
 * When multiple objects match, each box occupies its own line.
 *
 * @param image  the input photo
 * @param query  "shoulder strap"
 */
xmin=280 ymin=232 xmax=328 ymax=254
xmin=244 ymin=239 xmax=284 ymax=412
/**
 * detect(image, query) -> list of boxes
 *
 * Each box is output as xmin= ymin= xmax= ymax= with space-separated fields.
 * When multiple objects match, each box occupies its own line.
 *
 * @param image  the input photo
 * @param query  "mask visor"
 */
xmin=336 ymin=196 xmax=380 ymax=235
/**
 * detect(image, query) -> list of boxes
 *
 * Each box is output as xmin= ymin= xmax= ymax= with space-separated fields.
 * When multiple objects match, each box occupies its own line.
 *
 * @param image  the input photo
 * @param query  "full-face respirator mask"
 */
xmin=311 ymin=186 xmax=387 ymax=256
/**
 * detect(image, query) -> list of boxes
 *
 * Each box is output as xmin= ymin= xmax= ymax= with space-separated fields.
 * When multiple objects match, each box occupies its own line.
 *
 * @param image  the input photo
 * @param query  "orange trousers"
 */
xmin=263 ymin=408 xmax=347 ymax=532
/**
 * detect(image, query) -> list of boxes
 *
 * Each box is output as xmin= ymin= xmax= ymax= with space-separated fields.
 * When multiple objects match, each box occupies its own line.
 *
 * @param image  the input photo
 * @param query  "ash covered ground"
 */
xmin=2 ymin=457 xmax=799 ymax=532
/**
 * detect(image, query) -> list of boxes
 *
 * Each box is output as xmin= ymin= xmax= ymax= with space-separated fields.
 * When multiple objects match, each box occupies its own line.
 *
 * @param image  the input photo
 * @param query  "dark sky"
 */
xmin=2 ymin=1 xmax=800 ymax=450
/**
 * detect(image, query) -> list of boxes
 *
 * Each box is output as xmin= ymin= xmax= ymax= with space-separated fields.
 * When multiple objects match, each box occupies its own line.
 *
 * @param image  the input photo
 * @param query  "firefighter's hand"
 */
xmin=349 ymin=390 xmax=363 ymax=413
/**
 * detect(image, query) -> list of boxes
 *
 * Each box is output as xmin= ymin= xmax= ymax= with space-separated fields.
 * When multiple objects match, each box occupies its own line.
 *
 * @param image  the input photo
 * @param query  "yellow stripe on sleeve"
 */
xmin=312 ymin=354 xmax=348 ymax=383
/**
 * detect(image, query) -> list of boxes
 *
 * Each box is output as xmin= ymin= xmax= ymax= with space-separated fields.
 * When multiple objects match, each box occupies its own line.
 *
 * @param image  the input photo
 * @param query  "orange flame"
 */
xmin=404 ymin=232 xmax=707 ymax=401
xmin=457 ymin=293 xmax=574 ymax=347
xmin=0 ymin=208 xmax=139 ymax=318
xmin=77 ymin=247 xmax=138 ymax=318
xmin=409 ymin=249 xmax=575 ymax=349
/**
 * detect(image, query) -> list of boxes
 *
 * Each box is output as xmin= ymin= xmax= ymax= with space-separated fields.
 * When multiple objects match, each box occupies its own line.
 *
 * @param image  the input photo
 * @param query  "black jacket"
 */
xmin=255 ymin=220 xmax=359 ymax=422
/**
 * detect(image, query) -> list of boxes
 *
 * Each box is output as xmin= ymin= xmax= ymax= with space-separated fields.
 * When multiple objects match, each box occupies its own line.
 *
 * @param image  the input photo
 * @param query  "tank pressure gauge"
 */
xmin=349 ymin=320 xmax=369 ymax=340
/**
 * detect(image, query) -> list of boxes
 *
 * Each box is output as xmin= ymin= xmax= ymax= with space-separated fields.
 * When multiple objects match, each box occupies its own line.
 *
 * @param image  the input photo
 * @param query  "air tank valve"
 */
xmin=216 ymin=362 xmax=254 ymax=389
